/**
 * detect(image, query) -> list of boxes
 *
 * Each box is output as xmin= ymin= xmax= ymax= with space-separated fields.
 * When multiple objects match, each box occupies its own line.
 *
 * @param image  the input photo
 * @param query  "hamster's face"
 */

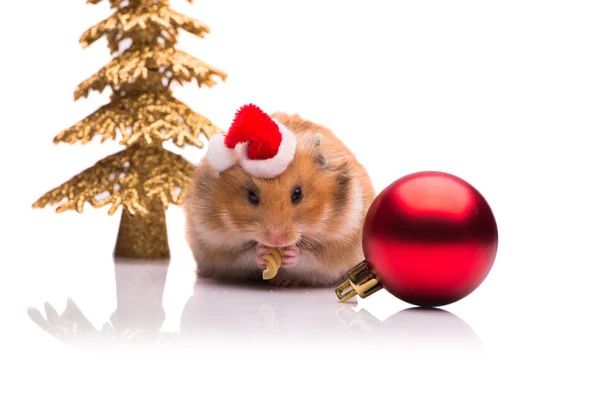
xmin=211 ymin=140 xmax=348 ymax=248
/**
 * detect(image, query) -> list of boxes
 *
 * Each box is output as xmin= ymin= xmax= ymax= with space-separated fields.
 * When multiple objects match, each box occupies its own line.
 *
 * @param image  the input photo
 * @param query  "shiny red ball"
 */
xmin=363 ymin=171 xmax=498 ymax=307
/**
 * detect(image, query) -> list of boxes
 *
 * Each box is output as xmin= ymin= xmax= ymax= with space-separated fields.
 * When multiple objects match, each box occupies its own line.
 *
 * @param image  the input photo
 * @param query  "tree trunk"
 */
xmin=113 ymin=198 xmax=170 ymax=259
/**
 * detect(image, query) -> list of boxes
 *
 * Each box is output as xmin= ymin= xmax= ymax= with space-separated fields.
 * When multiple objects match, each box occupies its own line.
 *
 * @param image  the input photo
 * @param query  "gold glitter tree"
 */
xmin=33 ymin=0 xmax=227 ymax=259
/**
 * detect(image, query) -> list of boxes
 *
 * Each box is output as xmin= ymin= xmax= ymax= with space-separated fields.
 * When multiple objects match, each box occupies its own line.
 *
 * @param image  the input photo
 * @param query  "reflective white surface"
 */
xmin=26 ymin=259 xmax=485 ymax=355
xmin=10 ymin=208 xmax=598 ymax=399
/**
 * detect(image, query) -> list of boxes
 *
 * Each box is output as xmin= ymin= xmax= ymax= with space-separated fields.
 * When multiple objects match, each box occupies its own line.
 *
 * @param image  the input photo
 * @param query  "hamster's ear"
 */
xmin=310 ymin=133 xmax=323 ymax=145
xmin=305 ymin=133 xmax=327 ymax=169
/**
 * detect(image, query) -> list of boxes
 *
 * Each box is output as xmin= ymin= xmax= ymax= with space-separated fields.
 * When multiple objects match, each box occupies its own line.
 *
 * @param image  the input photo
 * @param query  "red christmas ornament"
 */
xmin=335 ymin=171 xmax=498 ymax=307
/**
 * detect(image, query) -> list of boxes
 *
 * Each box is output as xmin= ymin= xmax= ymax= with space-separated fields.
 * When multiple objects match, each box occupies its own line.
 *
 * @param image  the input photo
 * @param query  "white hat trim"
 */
xmin=236 ymin=121 xmax=297 ymax=179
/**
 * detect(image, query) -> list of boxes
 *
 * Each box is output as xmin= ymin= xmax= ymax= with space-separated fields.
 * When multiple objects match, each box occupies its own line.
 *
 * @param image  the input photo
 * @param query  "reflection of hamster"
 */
xmin=183 ymin=112 xmax=376 ymax=287
xmin=178 ymin=280 xmax=373 ymax=341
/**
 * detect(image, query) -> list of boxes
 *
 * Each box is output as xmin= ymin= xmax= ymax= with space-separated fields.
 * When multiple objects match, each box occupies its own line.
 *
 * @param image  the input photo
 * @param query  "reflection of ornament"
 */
xmin=374 ymin=307 xmax=484 ymax=355
xmin=336 ymin=171 xmax=498 ymax=307
xmin=334 ymin=307 xmax=378 ymax=334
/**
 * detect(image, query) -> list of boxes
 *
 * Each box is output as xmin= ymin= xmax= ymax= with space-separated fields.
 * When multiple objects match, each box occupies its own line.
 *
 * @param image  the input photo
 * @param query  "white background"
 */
xmin=1 ymin=0 xmax=599 ymax=399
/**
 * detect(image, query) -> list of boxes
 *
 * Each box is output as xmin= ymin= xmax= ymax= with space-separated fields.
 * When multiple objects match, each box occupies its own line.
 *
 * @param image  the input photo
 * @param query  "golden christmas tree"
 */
xmin=33 ymin=0 xmax=227 ymax=259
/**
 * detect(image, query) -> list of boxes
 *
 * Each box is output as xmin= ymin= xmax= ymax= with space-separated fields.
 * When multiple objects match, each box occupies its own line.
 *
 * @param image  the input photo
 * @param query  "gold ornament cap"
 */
xmin=335 ymin=260 xmax=383 ymax=302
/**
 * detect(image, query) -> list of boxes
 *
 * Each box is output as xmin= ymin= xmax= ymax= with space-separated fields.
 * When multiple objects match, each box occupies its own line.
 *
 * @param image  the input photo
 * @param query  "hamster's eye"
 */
xmin=291 ymin=187 xmax=303 ymax=204
xmin=247 ymin=190 xmax=259 ymax=205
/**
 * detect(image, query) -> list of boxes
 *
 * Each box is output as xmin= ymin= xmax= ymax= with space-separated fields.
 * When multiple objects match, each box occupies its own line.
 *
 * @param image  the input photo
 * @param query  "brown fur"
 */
xmin=183 ymin=111 xmax=376 ymax=287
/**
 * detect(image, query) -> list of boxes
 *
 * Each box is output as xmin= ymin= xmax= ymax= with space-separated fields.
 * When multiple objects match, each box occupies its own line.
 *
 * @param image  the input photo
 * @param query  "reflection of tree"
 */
xmin=27 ymin=260 xmax=176 ymax=347
xmin=28 ymin=299 xmax=106 ymax=346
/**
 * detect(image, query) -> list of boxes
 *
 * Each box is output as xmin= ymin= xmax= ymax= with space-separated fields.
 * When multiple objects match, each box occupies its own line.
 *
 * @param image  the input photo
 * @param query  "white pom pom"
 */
xmin=206 ymin=134 xmax=237 ymax=172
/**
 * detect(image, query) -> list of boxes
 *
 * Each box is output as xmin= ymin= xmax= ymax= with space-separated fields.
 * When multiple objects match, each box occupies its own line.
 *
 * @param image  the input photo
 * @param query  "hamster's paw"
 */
xmin=281 ymin=245 xmax=301 ymax=267
xmin=256 ymin=244 xmax=271 ymax=268
xmin=196 ymin=265 xmax=215 ymax=279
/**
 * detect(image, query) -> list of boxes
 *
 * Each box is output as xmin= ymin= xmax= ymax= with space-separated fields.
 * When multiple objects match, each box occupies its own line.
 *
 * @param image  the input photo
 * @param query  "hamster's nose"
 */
xmin=266 ymin=231 xmax=287 ymax=247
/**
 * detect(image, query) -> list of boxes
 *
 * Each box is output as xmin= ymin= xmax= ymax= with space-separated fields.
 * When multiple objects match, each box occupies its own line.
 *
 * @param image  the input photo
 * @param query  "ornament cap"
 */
xmin=335 ymin=260 xmax=383 ymax=302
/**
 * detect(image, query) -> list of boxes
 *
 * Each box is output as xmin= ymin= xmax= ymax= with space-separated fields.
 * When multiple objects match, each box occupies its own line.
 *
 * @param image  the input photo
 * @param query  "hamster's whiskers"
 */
xmin=297 ymin=233 xmax=325 ymax=249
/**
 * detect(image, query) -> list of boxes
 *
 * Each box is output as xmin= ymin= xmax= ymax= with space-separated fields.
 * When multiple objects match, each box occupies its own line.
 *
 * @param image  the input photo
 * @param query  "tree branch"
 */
xmin=74 ymin=45 xmax=227 ymax=100
xmin=80 ymin=2 xmax=210 ymax=52
xmin=33 ymin=145 xmax=195 ymax=216
xmin=54 ymin=92 xmax=223 ymax=147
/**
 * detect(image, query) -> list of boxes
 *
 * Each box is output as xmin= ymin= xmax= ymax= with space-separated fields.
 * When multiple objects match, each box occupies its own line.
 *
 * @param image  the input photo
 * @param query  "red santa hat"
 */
xmin=206 ymin=104 xmax=297 ymax=179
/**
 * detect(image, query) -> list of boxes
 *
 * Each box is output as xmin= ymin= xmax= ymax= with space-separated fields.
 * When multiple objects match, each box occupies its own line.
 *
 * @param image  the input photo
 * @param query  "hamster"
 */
xmin=182 ymin=112 xmax=376 ymax=287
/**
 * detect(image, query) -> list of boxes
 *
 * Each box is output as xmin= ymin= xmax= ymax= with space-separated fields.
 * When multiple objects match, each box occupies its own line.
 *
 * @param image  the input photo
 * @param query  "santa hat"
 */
xmin=206 ymin=104 xmax=297 ymax=179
